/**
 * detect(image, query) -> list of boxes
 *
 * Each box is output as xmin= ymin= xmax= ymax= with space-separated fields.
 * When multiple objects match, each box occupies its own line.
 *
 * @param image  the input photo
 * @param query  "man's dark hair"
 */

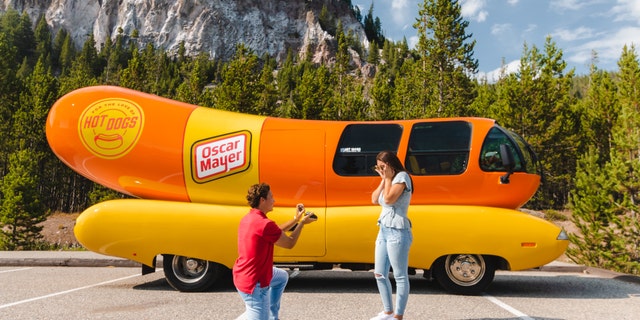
xmin=246 ymin=183 xmax=270 ymax=208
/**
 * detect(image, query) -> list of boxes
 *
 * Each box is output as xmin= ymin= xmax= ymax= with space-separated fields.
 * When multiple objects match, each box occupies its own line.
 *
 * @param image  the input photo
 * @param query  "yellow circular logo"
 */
xmin=78 ymin=98 xmax=144 ymax=159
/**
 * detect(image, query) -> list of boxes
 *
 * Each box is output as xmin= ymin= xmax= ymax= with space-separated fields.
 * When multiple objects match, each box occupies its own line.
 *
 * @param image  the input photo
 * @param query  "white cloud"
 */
xmin=611 ymin=0 xmax=640 ymax=23
xmin=551 ymin=27 xmax=594 ymax=41
xmin=384 ymin=0 xmax=417 ymax=35
xmin=390 ymin=0 xmax=412 ymax=26
xmin=408 ymin=35 xmax=419 ymax=49
xmin=391 ymin=0 xmax=410 ymax=10
xmin=549 ymin=0 xmax=605 ymax=11
xmin=566 ymin=26 xmax=640 ymax=68
xmin=550 ymin=0 xmax=583 ymax=11
xmin=491 ymin=23 xmax=511 ymax=36
xmin=461 ymin=0 xmax=489 ymax=22
xmin=477 ymin=59 xmax=521 ymax=83
xmin=523 ymin=24 xmax=537 ymax=34
xmin=507 ymin=0 xmax=519 ymax=5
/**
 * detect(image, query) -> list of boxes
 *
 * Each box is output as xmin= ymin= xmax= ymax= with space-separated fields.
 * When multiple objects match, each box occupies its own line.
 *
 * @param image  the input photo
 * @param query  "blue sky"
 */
xmin=352 ymin=0 xmax=640 ymax=81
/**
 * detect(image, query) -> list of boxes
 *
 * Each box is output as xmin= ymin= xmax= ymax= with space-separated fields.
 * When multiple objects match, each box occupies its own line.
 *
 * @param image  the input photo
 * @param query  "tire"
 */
xmin=162 ymin=254 xmax=222 ymax=292
xmin=433 ymin=254 xmax=495 ymax=295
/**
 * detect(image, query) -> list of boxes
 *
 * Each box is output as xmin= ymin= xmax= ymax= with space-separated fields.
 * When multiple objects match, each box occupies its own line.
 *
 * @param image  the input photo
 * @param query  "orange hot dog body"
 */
xmin=47 ymin=86 xmax=540 ymax=209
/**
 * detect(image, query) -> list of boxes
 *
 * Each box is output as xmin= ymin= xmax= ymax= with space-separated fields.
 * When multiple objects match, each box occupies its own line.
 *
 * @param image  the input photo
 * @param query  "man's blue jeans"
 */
xmin=374 ymin=226 xmax=413 ymax=316
xmin=237 ymin=267 xmax=289 ymax=320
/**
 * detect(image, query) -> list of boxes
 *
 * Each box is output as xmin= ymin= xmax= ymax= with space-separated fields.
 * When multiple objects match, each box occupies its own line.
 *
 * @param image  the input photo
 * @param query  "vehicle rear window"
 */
xmin=405 ymin=121 xmax=471 ymax=175
xmin=333 ymin=124 xmax=403 ymax=176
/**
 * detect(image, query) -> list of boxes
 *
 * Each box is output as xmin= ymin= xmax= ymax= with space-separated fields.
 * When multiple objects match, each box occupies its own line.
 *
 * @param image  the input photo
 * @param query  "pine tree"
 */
xmin=318 ymin=5 xmax=336 ymax=36
xmin=495 ymin=37 xmax=576 ymax=209
xmin=58 ymin=31 xmax=76 ymax=75
xmin=254 ymin=55 xmax=278 ymax=116
xmin=575 ymin=63 xmax=618 ymax=164
xmin=176 ymin=52 xmax=210 ymax=105
xmin=16 ymin=57 xmax=58 ymax=154
xmin=79 ymin=33 xmax=101 ymax=78
xmin=58 ymin=54 xmax=98 ymax=95
xmin=121 ymin=47 xmax=148 ymax=91
xmin=213 ymin=44 xmax=262 ymax=113
xmin=14 ymin=11 xmax=36 ymax=65
xmin=567 ymin=148 xmax=619 ymax=269
xmin=371 ymin=63 xmax=394 ymax=120
xmin=34 ymin=15 xmax=52 ymax=67
xmin=607 ymin=45 xmax=640 ymax=274
xmin=363 ymin=3 xmax=384 ymax=47
xmin=331 ymin=21 xmax=356 ymax=120
xmin=301 ymin=65 xmax=331 ymax=120
xmin=468 ymin=78 xmax=497 ymax=118
xmin=367 ymin=40 xmax=380 ymax=65
xmin=52 ymin=28 xmax=69 ymax=72
xmin=1 ymin=9 xmax=35 ymax=66
xmin=413 ymin=0 xmax=478 ymax=117
xmin=569 ymin=45 xmax=640 ymax=275
xmin=0 ymin=149 xmax=46 ymax=250
xmin=0 ymin=32 xmax=21 ymax=176
xmin=390 ymin=59 xmax=423 ymax=119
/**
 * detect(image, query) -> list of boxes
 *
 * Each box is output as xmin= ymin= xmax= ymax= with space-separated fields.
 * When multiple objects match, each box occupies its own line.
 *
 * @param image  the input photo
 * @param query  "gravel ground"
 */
xmin=38 ymin=212 xmax=80 ymax=248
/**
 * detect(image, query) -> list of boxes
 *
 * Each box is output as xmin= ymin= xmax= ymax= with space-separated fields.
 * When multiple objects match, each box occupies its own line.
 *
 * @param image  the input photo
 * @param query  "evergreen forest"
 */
xmin=0 ymin=1 xmax=638 ymax=275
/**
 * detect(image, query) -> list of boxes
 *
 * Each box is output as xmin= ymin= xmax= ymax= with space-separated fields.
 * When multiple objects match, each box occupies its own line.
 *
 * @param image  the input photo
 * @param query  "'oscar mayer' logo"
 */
xmin=78 ymin=98 xmax=144 ymax=159
xmin=192 ymin=131 xmax=251 ymax=183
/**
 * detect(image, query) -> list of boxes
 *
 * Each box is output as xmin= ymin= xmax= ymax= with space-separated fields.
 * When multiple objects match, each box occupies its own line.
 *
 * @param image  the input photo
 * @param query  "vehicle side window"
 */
xmin=333 ymin=124 xmax=403 ymax=176
xmin=479 ymin=126 xmax=524 ymax=172
xmin=405 ymin=121 xmax=471 ymax=175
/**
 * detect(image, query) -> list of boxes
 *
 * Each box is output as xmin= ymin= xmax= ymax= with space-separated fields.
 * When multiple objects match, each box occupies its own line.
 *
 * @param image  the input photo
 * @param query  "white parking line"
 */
xmin=0 ymin=267 xmax=32 ymax=274
xmin=484 ymin=294 xmax=534 ymax=320
xmin=0 ymin=273 xmax=140 ymax=310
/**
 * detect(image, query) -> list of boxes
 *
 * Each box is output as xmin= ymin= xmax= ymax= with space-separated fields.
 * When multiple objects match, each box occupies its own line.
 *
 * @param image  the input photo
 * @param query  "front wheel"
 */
xmin=163 ymin=254 xmax=222 ymax=292
xmin=433 ymin=254 xmax=495 ymax=295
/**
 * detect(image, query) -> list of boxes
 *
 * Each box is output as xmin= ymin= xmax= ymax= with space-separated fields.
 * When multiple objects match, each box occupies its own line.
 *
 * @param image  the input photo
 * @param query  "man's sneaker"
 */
xmin=370 ymin=311 xmax=394 ymax=320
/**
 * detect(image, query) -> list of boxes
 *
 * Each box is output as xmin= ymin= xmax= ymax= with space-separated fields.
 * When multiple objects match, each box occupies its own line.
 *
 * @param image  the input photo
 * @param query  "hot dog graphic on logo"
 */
xmin=94 ymin=133 xmax=124 ymax=149
xmin=78 ymin=98 xmax=144 ymax=159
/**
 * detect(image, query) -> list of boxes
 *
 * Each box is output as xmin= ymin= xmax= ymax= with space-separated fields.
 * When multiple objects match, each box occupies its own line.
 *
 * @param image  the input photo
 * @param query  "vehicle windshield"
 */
xmin=479 ymin=126 xmax=539 ymax=174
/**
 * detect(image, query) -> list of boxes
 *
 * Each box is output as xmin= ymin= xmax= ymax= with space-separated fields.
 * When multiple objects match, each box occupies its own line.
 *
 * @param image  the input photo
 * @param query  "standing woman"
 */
xmin=370 ymin=151 xmax=414 ymax=320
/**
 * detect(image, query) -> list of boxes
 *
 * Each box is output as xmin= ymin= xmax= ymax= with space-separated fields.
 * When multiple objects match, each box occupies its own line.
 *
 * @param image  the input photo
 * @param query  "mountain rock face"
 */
xmin=1 ymin=0 xmax=367 ymax=64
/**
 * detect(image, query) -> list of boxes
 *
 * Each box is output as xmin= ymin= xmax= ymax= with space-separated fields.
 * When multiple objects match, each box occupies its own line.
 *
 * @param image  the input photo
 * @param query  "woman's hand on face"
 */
xmin=384 ymin=165 xmax=395 ymax=177
xmin=377 ymin=163 xmax=394 ymax=178
xmin=374 ymin=163 xmax=388 ymax=178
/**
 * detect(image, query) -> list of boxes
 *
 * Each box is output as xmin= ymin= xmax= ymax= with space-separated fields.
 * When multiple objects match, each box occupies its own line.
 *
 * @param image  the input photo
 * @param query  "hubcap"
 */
xmin=445 ymin=254 xmax=486 ymax=286
xmin=171 ymin=256 xmax=209 ymax=284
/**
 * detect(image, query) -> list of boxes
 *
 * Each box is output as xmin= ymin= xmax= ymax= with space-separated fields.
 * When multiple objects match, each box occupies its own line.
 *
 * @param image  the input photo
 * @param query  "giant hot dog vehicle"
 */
xmin=46 ymin=86 xmax=568 ymax=294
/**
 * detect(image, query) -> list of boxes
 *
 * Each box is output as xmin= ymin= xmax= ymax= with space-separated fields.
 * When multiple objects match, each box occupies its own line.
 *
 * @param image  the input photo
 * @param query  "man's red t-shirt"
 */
xmin=232 ymin=208 xmax=283 ymax=294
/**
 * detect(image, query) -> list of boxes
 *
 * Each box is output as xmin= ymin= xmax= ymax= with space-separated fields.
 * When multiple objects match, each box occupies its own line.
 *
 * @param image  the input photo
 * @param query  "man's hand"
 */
xmin=301 ymin=211 xmax=318 ymax=224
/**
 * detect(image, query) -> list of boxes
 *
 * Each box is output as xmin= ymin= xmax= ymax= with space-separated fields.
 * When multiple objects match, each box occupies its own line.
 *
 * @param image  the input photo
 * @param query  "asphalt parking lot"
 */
xmin=2 ymin=252 xmax=639 ymax=319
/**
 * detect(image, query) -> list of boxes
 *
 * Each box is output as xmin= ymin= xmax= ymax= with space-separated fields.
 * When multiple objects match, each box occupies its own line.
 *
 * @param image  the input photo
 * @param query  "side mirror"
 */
xmin=499 ymin=144 xmax=515 ymax=184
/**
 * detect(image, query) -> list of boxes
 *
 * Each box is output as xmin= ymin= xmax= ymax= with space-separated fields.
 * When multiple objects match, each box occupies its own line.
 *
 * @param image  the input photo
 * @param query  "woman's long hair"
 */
xmin=376 ymin=150 xmax=414 ymax=193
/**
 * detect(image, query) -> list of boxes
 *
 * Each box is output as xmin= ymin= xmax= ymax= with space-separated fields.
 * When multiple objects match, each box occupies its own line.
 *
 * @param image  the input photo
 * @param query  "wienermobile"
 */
xmin=46 ymin=85 xmax=568 ymax=295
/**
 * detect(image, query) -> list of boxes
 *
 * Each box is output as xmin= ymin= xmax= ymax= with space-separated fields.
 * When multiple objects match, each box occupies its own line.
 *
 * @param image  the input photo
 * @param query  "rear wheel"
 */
xmin=163 ymin=254 xmax=222 ymax=292
xmin=433 ymin=254 xmax=495 ymax=295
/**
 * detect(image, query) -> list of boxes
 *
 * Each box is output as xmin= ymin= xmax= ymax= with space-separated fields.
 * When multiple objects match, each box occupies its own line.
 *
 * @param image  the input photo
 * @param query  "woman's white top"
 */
xmin=377 ymin=171 xmax=412 ymax=229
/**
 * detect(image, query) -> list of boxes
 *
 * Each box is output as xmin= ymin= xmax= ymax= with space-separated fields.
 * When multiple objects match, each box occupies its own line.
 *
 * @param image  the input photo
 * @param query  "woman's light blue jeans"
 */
xmin=237 ymin=267 xmax=289 ymax=320
xmin=374 ymin=226 xmax=413 ymax=316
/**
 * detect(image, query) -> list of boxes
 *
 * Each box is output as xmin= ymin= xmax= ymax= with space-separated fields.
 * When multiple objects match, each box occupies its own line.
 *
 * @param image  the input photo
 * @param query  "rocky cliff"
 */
xmin=1 ymin=0 xmax=367 ymax=64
